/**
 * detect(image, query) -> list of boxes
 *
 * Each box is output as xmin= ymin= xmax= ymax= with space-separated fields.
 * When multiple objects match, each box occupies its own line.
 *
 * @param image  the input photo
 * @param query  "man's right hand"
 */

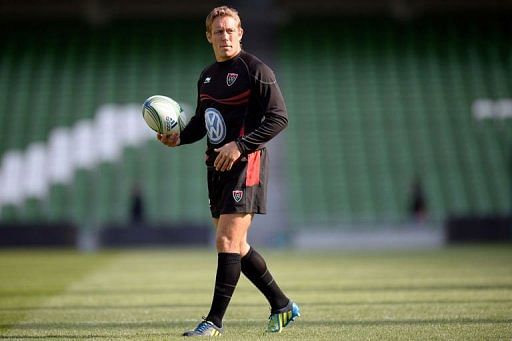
xmin=157 ymin=133 xmax=180 ymax=147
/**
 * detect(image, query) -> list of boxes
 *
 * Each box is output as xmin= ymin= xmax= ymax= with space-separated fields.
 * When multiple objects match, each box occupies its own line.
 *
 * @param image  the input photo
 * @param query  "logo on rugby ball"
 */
xmin=226 ymin=73 xmax=238 ymax=86
xmin=232 ymin=190 xmax=243 ymax=202
xmin=164 ymin=115 xmax=178 ymax=132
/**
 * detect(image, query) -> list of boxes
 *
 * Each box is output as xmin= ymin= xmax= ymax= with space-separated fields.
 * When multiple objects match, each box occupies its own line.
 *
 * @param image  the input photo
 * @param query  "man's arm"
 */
xmin=235 ymin=63 xmax=288 ymax=155
xmin=179 ymin=78 xmax=207 ymax=145
xmin=157 ymin=105 xmax=205 ymax=147
xmin=158 ymin=77 xmax=207 ymax=147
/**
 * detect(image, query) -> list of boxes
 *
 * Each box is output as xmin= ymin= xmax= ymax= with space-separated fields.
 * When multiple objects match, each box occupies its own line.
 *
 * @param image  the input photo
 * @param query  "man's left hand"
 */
xmin=214 ymin=142 xmax=241 ymax=172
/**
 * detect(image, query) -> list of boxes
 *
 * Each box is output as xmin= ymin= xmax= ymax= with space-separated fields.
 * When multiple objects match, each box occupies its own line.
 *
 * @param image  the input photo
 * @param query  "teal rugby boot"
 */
xmin=266 ymin=300 xmax=300 ymax=333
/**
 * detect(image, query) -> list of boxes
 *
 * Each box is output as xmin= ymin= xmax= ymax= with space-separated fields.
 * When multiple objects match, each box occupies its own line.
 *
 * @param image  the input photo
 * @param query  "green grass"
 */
xmin=0 ymin=246 xmax=511 ymax=340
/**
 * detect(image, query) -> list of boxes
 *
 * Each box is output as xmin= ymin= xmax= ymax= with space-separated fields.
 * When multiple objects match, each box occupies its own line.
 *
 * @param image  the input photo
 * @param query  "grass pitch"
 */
xmin=0 ymin=245 xmax=511 ymax=340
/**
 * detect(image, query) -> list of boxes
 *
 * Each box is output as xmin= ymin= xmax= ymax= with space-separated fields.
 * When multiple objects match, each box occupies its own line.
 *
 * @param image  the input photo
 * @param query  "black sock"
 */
xmin=206 ymin=253 xmax=241 ymax=328
xmin=241 ymin=247 xmax=289 ymax=312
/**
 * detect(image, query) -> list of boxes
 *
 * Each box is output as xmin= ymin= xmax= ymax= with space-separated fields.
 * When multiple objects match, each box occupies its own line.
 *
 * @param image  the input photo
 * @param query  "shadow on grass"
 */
xmin=1 ymin=317 xmax=511 ymax=335
xmin=0 ymin=302 xmax=262 ymax=312
xmin=286 ymin=283 xmax=512 ymax=292
xmin=0 ymin=288 xmax=207 ymax=298
xmin=2 ymin=298 xmax=511 ymax=313
xmin=301 ymin=298 xmax=512 ymax=307
xmin=2 ymin=283 xmax=511 ymax=299
xmin=0 ymin=321 xmax=186 ymax=335
xmin=0 ymin=332 xmax=171 ymax=339
xmin=300 ymin=318 xmax=512 ymax=326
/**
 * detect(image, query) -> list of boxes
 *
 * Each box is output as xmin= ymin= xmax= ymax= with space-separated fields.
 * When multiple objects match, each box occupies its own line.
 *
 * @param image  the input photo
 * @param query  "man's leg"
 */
xmin=236 ymin=223 xmax=300 ymax=333
xmin=218 ymin=215 xmax=289 ymax=313
xmin=204 ymin=213 xmax=252 ymax=328
xmin=240 ymin=247 xmax=290 ymax=312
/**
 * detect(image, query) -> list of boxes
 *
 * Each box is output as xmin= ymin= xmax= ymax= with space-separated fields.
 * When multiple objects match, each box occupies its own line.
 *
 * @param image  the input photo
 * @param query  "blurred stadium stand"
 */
xmin=0 ymin=0 xmax=510 ymax=247
xmin=279 ymin=16 xmax=512 ymax=227
xmin=0 ymin=19 xmax=213 ymax=241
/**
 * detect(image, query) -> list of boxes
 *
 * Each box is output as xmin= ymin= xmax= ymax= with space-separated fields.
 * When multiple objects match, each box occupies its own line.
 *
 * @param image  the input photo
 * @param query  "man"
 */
xmin=157 ymin=5 xmax=300 ymax=337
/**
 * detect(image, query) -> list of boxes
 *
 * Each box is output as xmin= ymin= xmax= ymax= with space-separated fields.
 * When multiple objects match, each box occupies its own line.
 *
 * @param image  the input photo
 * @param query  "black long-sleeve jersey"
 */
xmin=179 ymin=50 xmax=288 ymax=167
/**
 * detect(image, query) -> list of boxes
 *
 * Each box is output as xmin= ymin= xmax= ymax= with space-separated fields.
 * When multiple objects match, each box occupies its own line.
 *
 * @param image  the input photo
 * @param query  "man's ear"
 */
xmin=206 ymin=31 xmax=212 ymax=44
xmin=238 ymin=27 xmax=244 ymax=41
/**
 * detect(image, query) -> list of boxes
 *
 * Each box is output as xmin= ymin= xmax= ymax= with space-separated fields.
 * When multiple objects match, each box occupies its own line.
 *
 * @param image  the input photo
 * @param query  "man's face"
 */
xmin=206 ymin=15 xmax=243 ymax=62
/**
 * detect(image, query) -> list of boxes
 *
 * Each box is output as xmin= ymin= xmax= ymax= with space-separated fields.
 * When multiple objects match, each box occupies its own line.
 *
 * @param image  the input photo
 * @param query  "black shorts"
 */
xmin=207 ymin=149 xmax=268 ymax=219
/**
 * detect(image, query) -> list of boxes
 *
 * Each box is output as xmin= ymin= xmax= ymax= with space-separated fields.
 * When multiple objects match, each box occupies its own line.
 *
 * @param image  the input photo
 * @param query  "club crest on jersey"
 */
xmin=232 ymin=190 xmax=243 ymax=202
xmin=226 ymin=73 xmax=238 ymax=86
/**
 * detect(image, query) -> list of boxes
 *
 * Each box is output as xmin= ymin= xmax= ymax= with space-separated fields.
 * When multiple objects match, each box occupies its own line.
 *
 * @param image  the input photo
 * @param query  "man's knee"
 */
xmin=216 ymin=234 xmax=239 ymax=253
xmin=215 ymin=213 xmax=252 ymax=253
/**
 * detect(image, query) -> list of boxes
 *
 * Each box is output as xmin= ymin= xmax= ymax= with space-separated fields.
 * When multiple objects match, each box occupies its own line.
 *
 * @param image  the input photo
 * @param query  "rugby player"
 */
xmin=157 ymin=5 xmax=300 ymax=336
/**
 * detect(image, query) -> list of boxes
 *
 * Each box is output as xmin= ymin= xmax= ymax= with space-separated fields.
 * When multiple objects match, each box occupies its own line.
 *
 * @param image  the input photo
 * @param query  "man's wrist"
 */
xmin=235 ymin=139 xmax=246 ymax=155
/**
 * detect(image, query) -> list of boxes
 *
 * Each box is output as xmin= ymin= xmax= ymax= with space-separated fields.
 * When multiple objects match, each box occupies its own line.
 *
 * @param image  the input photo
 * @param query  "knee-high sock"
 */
xmin=241 ymin=247 xmax=289 ymax=312
xmin=206 ymin=253 xmax=241 ymax=328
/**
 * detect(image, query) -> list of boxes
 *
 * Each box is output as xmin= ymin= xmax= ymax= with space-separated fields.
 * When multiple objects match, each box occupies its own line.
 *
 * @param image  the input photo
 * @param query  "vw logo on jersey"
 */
xmin=205 ymin=108 xmax=226 ymax=144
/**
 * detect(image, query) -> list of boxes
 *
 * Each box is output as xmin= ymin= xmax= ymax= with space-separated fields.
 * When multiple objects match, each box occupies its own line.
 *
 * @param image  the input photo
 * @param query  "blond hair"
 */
xmin=205 ymin=6 xmax=242 ymax=33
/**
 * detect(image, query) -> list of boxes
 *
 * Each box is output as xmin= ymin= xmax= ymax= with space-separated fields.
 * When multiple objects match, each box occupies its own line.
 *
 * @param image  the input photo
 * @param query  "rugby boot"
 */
xmin=266 ymin=300 xmax=300 ymax=333
xmin=183 ymin=319 xmax=223 ymax=337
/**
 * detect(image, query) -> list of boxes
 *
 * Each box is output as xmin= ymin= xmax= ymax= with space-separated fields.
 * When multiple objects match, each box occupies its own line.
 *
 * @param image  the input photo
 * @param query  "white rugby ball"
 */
xmin=142 ymin=95 xmax=189 ymax=134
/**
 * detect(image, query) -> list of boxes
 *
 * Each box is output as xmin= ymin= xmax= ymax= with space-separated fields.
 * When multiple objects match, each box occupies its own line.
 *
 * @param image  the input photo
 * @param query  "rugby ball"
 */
xmin=142 ymin=95 xmax=189 ymax=134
